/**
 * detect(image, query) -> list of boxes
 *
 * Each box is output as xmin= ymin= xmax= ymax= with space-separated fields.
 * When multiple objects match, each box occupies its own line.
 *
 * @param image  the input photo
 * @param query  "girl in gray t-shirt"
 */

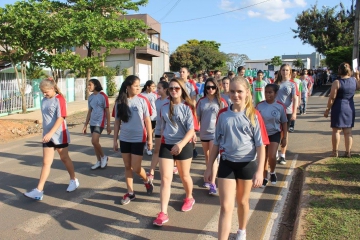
xmin=24 ymin=78 xmax=79 ymax=201
xmin=113 ymin=75 xmax=153 ymax=205
xmin=256 ymin=84 xmax=288 ymax=187
xmin=196 ymin=78 xmax=228 ymax=195
xmin=153 ymin=78 xmax=198 ymax=226
xmin=203 ymin=76 xmax=268 ymax=239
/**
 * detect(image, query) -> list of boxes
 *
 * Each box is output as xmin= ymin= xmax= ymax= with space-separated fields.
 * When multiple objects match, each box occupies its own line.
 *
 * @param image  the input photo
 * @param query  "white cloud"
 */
xmin=219 ymin=0 xmax=307 ymax=22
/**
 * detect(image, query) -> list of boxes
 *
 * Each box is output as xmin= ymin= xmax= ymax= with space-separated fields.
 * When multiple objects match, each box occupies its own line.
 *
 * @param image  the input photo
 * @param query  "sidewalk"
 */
xmin=0 ymin=98 xmax=116 ymax=122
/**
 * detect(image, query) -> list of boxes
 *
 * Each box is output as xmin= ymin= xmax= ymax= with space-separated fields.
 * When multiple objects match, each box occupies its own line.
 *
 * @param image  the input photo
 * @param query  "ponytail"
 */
xmin=40 ymin=77 xmax=63 ymax=96
xmin=142 ymin=80 xmax=154 ymax=93
xmin=115 ymin=75 xmax=139 ymax=122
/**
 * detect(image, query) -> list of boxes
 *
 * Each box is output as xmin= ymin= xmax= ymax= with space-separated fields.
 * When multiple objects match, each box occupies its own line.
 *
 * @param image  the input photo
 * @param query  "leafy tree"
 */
xmin=292 ymin=58 xmax=304 ymax=69
xmin=325 ymin=46 xmax=352 ymax=71
xmin=170 ymin=40 xmax=227 ymax=72
xmin=266 ymin=56 xmax=283 ymax=66
xmin=0 ymin=0 xmax=56 ymax=113
xmin=292 ymin=2 xmax=354 ymax=54
xmin=320 ymin=58 xmax=327 ymax=67
xmin=48 ymin=0 xmax=149 ymax=99
xmin=26 ymin=64 xmax=49 ymax=80
xmin=226 ymin=53 xmax=249 ymax=70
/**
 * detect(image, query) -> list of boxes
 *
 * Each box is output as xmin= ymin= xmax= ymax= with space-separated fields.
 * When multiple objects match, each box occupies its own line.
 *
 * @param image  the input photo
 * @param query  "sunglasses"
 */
xmin=169 ymin=87 xmax=181 ymax=92
xmin=206 ymin=86 xmax=216 ymax=90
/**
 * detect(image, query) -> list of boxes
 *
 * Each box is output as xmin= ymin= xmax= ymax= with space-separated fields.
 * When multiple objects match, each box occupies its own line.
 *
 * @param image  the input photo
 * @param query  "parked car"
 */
xmin=163 ymin=72 xmax=179 ymax=79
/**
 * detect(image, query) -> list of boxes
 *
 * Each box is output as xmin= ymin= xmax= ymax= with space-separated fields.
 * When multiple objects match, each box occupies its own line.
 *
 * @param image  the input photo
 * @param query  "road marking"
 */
xmin=262 ymin=154 xmax=298 ymax=240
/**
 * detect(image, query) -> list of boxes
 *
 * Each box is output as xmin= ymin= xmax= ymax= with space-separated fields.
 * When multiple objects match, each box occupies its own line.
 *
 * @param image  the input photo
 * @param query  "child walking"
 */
xmin=83 ymin=79 xmax=111 ymax=170
xmin=153 ymin=78 xmax=198 ymax=226
xmin=299 ymin=73 xmax=309 ymax=114
xmin=113 ymin=75 xmax=154 ymax=204
xmin=256 ymin=84 xmax=288 ymax=187
xmin=204 ymin=76 xmax=268 ymax=240
xmin=24 ymin=78 xmax=79 ymax=200
xmin=196 ymin=78 xmax=227 ymax=195
xmin=147 ymin=81 xmax=169 ymax=184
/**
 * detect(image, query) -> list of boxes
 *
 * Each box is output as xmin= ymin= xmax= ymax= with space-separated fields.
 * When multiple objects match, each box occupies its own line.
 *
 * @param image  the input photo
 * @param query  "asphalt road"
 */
xmin=1 ymin=89 xmax=360 ymax=240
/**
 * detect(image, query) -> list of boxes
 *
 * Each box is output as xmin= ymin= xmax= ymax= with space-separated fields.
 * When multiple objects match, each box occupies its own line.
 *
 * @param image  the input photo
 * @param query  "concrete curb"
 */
xmin=291 ymin=157 xmax=332 ymax=239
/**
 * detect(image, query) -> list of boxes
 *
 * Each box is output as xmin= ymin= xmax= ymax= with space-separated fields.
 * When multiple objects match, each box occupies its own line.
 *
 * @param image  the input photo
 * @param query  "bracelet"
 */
xmin=325 ymin=108 xmax=330 ymax=111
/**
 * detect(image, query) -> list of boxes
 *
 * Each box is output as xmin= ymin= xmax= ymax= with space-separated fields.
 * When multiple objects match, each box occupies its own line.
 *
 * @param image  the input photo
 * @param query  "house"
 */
xmin=74 ymin=14 xmax=170 ymax=85
xmin=282 ymin=52 xmax=322 ymax=69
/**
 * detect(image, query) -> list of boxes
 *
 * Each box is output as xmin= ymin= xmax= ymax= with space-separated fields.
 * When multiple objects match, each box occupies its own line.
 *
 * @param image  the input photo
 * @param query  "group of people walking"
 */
xmin=23 ymin=61 xmax=358 ymax=240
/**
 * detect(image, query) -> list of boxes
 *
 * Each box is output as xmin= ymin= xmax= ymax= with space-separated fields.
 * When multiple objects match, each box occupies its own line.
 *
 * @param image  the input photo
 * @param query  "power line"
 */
xmin=151 ymin=0 xmax=177 ymax=15
xmin=161 ymin=0 xmax=271 ymax=24
xmin=159 ymin=0 xmax=182 ymax=22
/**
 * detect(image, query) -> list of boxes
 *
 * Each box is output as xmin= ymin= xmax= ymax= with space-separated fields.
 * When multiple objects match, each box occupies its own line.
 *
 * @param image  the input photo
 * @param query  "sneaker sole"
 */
xmin=209 ymin=192 xmax=217 ymax=195
xmin=279 ymin=162 xmax=286 ymax=165
xmin=24 ymin=193 xmax=43 ymax=201
xmin=67 ymin=186 xmax=79 ymax=192
xmin=91 ymin=166 xmax=101 ymax=170
xmin=271 ymin=182 xmax=277 ymax=185
xmin=121 ymin=197 xmax=136 ymax=205
xmin=153 ymin=219 xmax=169 ymax=226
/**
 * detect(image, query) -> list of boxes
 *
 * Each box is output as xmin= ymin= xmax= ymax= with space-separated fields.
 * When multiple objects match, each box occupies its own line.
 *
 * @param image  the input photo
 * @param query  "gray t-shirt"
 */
xmin=88 ymin=91 xmax=109 ymax=127
xmin=185 ymin=80 xmax=197 ymax=98
xmin=154 ymin=97 xmax=169 ymax=136
xmin=196 ymin=97 xmax=227 ymax=140
xmin=41 ymin=94 xmax=70 ymax=145
xmin=301 ymin=79 xmax=309 ymax=98
xmin=160 ymin=101 xmax=198 ymax=145
xmin=115 ymin=95 xmax=151 ymax=143
xmin=275 ymin=81 xmax=296 ymax=114
xmin=214 ymin=106 xmax=269 ymax=162
xmin=220 ymin=93 xmax=232 ymax=106
xmin=140 ymin=91 xmax=158 ymax=121
xmin=256 ymin=101 xmax=288 ymax=136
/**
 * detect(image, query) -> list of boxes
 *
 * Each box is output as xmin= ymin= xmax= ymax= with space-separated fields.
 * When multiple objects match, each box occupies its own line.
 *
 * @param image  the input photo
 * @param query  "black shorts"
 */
xmin=120 ymin=141 xmax=145 ymax=156
xmin=217 ymin=158 xmax=257 ymax=180
xmin=286 ymin=114 xmax=292 ymax=129
xmin=43 ymin=141 xmax=69 ymax=149
xmin=201 ymin=139 xmax=213 ymax=142
xmin=155 ymin=135 xmax=161 ymax=138
xmin=151 ymin=121 xmax=156 ymax=130
xmin=159 ymin=143 xmax=193 ymax=160
xmin=268 ymin=131 xmax=281 ymax=143
xmin=90 ymin=126 xmax=104 ymax=134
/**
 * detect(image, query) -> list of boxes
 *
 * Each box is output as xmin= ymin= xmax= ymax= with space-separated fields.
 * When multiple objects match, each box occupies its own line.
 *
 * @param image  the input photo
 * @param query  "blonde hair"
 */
xmin=231 ymin=76 xmax=256 ymax=127
xmin=275 ymin=64 xmax=292 ymax=85
xmin=39 ymin=77 xmax=63 ymax=96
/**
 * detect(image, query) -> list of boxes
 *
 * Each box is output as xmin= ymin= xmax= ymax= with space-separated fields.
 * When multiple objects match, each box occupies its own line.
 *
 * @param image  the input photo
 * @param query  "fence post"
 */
xmin=32 ymin=79 xmax=42 ymax=109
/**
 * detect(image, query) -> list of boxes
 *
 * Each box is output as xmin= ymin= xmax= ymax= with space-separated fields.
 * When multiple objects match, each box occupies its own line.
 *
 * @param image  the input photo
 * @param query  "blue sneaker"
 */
xmin=203 ymin=182 xmax=211 ymax=189
xmin=209 ymin=184 xmax=217 ymax=195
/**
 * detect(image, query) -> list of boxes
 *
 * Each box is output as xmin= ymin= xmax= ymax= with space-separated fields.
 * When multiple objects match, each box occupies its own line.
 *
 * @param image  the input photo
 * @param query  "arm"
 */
xmin=43 ymin=117 xmax=65 ymax=143
xmin=105 ymin=107 xmax=111 ymax=134
xmin=252 ymin=145 xmax=266 ymax=188
xmin=355 ymin=71 xmax=360 ymax=90
xmin=113 ymin=119 xmax=120 ymax=152
xmin=82 ymin=109 xmax=92 ymax=134
xmin=144 ymin=116 xmax=153 ymax=150
xmin=324 ymin=80 xmax=340 ymax=118
xmin=280 ymin=122 xmax=288 ymax=148
xmin=291 ymin=92 xmax=298 ymax=121
xmin=170 ymin=129 xmax=195 ymax=155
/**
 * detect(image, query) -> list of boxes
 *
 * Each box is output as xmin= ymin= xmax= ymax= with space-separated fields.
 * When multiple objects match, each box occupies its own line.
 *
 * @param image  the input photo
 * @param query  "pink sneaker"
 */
xmin=173 ymin=166 xmax=179 ymax=174
xmin=181 ymin=198 xmax=195 ymax=212
xmin=153 ymin=212 xmax=169 ymax=226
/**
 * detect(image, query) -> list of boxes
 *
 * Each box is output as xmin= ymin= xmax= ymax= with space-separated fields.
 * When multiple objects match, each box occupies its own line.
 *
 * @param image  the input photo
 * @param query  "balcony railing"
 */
xmin=149 ymin=42 xmax=159 ymax=51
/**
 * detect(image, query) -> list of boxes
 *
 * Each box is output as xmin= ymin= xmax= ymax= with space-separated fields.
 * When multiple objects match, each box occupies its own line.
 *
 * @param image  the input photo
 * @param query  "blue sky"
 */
xmin=1 ymin=0 xmax=349 ymax=60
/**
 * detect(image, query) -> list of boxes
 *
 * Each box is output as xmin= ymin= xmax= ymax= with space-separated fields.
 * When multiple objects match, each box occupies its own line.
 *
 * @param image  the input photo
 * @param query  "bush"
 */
xmin=325 ymin=46 xmax=353 ymax=71
xmin=93 ymin=66 xmax=117 ymax=96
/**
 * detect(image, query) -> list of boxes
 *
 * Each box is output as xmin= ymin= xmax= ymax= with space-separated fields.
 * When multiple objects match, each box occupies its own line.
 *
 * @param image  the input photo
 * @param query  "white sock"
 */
xmin=280 ymin=153 xmax=285 ymax=158
xmin=276 ymin=151 xmax=279 ymax=157
xmin=237 ymin=229 xmax=246 ymax=234
xmin=270 ymin=172 xmax=276 ymax=175
xmin=128 ymin=192 xmax=134 ymax=195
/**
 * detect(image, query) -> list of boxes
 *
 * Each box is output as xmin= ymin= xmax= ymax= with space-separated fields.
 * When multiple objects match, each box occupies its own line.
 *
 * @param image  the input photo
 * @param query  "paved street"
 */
xmin=1 ymin=93 xmax=360 ymax=240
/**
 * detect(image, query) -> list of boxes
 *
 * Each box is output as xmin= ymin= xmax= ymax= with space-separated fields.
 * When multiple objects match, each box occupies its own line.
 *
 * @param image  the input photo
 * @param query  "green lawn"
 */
xmin=305 ymin=156 xmax=360 ymax=240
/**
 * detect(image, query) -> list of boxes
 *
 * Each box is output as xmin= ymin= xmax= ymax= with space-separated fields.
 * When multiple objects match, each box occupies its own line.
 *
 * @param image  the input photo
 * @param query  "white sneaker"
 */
xmin=101 ymin=156 xmax=108 ymax=168
xmin=146 ymin=149 xmax=153 ymax=156
xmin=236 ymin=230 xmax=246 ymax=240
xmin=67 ymin=178 xmax=79 ymax=192
xmin=24 ymin=188 xmax=43 ymax=200
xmin=91 ymin=161 xmax=101 ymax=170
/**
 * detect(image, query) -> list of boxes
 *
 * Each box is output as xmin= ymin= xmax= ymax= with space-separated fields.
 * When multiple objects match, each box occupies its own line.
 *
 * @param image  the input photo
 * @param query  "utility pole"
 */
xmin=352 ymin=0 xmax=360 ymax=66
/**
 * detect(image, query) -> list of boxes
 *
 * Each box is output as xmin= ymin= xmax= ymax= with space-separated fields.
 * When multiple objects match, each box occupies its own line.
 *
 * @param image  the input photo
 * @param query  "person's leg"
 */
xmin=208 ymin=141 xmax=218 ymax=185
xmin=236 ymin=179 xmax=253 ymax=230
xmin=149 ymin=137 xmax=161 ymax=176
xmin=218 ymin=178 xmax=236 ymax=240
xmin=57 ymin=147 xmax=76 ymax=179
xmin=201 ymin=141 xmax=210 ymax=165
xmin=264 ymin=145 xmax=269 ymax=179
xmin=268 ymin=142 xmax=280 ymax=173
xmin=176 ymin=158 xmax=194 ymax=199
xmin=159 ymin=157 xmax=174 ymax=214
xmin=303 ymin=97 xmax=307 ymax=113
xmin=91 ymin=132 xmax=104 ymax=159
xmin=130 ymin=154 xmax=147 ymax=182
xmin=122 ymin=153 xmax=134 ymax=193
xmin=343 ymin=127 xmax=352 ymax=157
xmin=280 ymin=116 xmax=291 ymax=159
xmin=37 ymin=147 xmax=55 ymax=191
xmin=331 ymin=128 xmax=341 ymax=157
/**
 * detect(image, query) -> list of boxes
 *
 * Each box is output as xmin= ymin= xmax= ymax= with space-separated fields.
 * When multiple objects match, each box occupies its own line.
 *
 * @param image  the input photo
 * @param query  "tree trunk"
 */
xmin=21 ymin=62 xmax=27 ymax=113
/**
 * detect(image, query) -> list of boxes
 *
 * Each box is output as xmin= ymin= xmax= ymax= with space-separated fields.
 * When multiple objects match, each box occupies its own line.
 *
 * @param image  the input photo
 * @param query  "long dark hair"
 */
xmin=158 ymin=81 xmax=169 ymax=96
xmin=141 ymin=80 xmax=154 ymax=93
xmin=169 ymin=78 xmax=195 ymax=125
xmin=116 ymin=75 xmax=139 ymax=122
xmin=203 ymin=78 xmax=222 ymax=107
